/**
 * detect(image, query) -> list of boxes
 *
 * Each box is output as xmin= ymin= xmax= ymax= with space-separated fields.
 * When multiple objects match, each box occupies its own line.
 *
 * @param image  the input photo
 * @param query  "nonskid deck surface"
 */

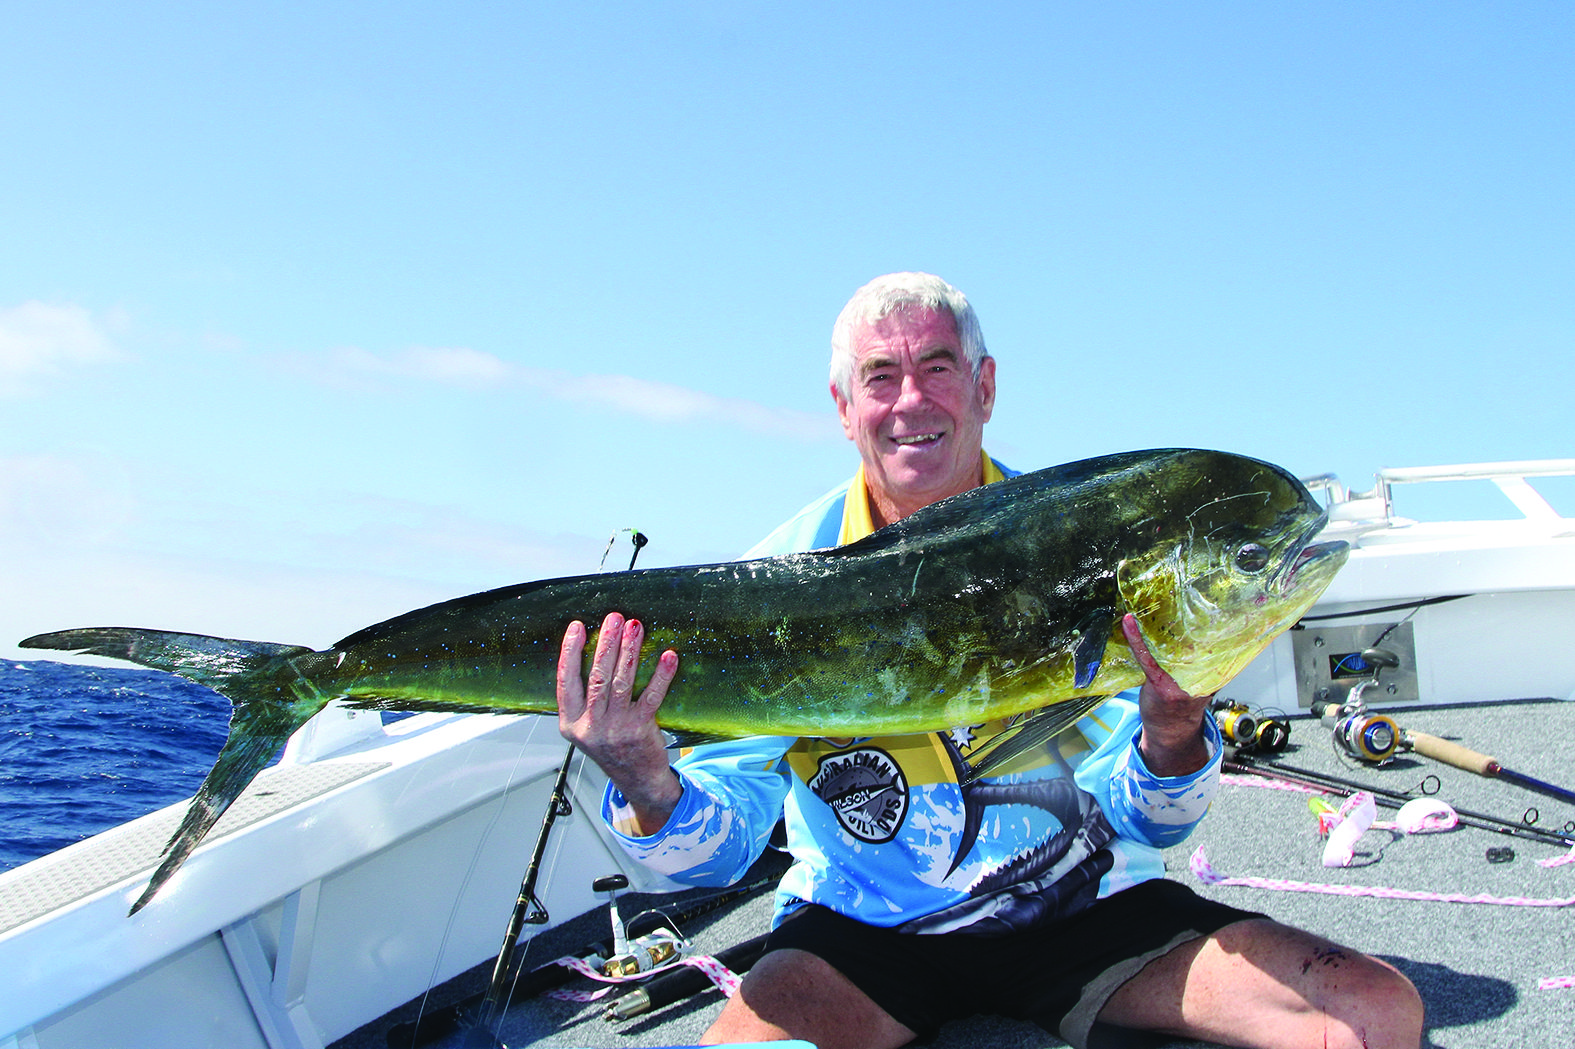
xmin=335 ymin=699 xmax=1575 ymax=1049
xmin=2 ymin=761 xmax=387 ymax=934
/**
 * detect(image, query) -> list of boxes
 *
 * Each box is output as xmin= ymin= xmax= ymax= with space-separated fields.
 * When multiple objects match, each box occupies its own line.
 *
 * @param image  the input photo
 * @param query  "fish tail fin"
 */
xmin=20 ymin=628 xmax=330 ymax=914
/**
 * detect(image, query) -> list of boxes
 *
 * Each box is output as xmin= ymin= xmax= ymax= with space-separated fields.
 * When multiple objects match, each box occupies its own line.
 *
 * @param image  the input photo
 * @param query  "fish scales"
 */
xmin=319 ymin=473 xmax=1134 ymax=734
xmin=20 ymin=447 xmax=1349 ymax=912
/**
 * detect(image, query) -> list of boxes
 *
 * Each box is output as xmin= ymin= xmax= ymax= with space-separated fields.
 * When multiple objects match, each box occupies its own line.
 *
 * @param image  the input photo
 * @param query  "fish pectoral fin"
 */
xmin=1071 ymin=609 xmax=1115 ymax=690
xmin=663 ymin=729 xmax=736 ymax=750
xmin=961 ymin=695 xmax=1109 ymax=787
xmin=938 ymin=732 xmax=979 ymax=879
xmin=340 ymin=694 xmax=525 ymax=716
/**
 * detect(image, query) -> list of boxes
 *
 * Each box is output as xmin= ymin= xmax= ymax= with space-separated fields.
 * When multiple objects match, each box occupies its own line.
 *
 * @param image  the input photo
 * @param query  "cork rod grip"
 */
xmin=1406 ymin=731 xmax=1497 ymax=776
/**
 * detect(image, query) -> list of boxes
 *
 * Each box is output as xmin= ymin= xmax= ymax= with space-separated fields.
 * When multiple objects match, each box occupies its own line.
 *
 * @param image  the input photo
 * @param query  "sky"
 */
xmin=3 ymin=2 xmax=1573 ymax=662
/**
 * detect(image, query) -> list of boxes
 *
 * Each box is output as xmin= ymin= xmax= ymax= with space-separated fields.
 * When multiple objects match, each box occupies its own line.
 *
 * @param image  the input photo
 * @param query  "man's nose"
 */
xmin=894 ymin=371 xmax=928 ymax=409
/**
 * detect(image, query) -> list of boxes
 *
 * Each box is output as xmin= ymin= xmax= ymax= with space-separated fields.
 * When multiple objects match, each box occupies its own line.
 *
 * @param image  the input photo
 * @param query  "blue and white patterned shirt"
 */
xmin=601 ymin=465 xmax=1221 ymax=934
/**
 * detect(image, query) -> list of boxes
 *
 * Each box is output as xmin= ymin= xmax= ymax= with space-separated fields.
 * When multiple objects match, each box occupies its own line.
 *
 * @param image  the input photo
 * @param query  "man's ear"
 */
xmin=831 ymin=380 xmax=856 ymax=440
xmin=976 ymin=356 xmax=997 ymax=423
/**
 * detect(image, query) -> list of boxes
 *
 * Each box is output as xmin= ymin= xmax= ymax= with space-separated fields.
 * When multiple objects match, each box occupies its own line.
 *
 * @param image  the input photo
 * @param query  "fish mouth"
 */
xmin=1275 ymin=511 xmax=1349 ymax=592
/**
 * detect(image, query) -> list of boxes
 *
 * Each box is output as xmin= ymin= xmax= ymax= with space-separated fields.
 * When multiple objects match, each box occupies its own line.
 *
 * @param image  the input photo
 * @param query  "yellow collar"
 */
xmin=838 ymin=452 xmax=1006 ymax=545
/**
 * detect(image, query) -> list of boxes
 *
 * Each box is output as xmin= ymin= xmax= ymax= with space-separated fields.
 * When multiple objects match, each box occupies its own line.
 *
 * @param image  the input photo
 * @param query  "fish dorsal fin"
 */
xmin=961 ymin=695 xmax=1108 ymax=786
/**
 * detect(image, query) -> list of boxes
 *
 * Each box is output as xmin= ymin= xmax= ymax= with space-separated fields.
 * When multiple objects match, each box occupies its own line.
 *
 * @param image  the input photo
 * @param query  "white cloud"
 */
xmin=323 ymin=345 xmax=514 ymax=388
xmin=293 ymin=345 xmax=838 ymax=440
xmin=514 ymin=366 xmax=836 ymax=440
xmin=0 ymin=301 xmax=124 ymax=396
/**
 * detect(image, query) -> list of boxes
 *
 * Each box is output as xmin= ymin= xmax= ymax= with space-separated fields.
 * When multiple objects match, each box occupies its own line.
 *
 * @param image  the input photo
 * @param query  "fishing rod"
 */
xmin=388 ymin=869 xmax=784 ymax=1047
xmin=457 ymin=528 xmax=656 ymax=1048
xmin=1225 ymin=756 xmax=1575 ymax=848
xmin=1400 ymin=729 xmax=1575 ymax=808
xmin=1311 ymin=689 xmax=1575 ymax=809
xmin=460 ymin=743 xmax=579 ymax=1048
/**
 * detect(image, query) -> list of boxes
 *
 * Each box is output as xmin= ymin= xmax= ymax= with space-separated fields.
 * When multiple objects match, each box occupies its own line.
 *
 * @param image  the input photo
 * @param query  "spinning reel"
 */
xmin=1212 ymin=700 xmax=1291 ymax=754
xmin=1312 ymin=646 xmax=1402 ymax=763
xmin=593 ymin=874 xmax=686 ymax=977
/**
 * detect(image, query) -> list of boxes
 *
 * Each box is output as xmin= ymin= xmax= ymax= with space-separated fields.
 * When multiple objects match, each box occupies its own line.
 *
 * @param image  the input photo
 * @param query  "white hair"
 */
xmin=828 ymin=272 xmax=989 ymax=399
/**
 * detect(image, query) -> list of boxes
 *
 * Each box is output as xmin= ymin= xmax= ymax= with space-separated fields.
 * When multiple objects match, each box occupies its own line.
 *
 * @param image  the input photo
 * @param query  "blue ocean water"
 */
xmin=0 ymin=659 xmax=231 ymax=871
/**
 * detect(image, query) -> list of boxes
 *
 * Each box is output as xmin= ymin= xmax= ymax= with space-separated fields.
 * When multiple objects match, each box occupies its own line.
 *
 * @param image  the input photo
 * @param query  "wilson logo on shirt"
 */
xmin=808 ymin=746 xmax=908 ymax=843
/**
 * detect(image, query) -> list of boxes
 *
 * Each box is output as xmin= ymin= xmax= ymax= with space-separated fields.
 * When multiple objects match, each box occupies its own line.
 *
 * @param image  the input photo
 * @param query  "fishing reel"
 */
xmin=593 ymin=874 xmax=686 ymax=977
xmin=1310 ymin=645 xmax=1405 ymax=764
xmin=1212 ymin=700 xmax=1291 ymax=754
xmin=1314 ymin=682 xmax=1400 ymax=764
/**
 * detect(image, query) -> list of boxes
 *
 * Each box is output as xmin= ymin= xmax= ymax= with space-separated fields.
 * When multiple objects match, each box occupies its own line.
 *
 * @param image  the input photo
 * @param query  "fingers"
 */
xmin=1121 ymin=614 xmax=1176 ymax=691
xmin=639 ymin=648 xmax=680 ymax=714
xmin=1124 ymin=613 xmax=1214 ymax=774
xmin=558 ymin=612 xmax=676 ymax=727
xmin=1123 ymin=613 xmax=1210 ymax=706
xmin=611 ymin=615 xmax=644 ymax=699
xmin=556 ymin=619 xmax=589 ymax=721
xmin=585 ymin=611 xmax=628 ymax=709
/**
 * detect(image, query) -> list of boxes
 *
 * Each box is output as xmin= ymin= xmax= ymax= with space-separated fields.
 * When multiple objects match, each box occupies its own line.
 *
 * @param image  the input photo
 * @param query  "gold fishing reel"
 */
xmin=1212 ymin=700 xmax=1291 ymax=754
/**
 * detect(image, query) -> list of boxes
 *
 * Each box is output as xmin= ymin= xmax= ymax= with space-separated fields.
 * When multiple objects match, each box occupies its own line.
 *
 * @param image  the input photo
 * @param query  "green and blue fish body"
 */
xmin=21 ymin=448 xmax=1348 ymax=912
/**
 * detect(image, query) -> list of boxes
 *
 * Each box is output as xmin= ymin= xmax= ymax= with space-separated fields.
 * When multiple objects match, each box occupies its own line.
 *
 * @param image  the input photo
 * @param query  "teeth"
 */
xmin=895 ymin=434 xmax=940 ymax=445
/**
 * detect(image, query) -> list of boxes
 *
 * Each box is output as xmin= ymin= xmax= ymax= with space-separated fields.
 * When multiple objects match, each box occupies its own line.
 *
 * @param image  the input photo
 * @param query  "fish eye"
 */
xmin=1235 ymin=543 xmax=1271 ymax=573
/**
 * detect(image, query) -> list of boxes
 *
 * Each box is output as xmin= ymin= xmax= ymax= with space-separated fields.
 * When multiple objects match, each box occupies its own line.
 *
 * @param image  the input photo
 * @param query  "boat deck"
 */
xmin=332 ymin=697 xmax=1575 ymax=1049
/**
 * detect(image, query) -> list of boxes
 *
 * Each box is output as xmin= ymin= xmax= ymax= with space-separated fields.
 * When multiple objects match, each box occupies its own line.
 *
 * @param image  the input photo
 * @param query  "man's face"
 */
xmin=831 ymin=306 xmax=996 ymax=525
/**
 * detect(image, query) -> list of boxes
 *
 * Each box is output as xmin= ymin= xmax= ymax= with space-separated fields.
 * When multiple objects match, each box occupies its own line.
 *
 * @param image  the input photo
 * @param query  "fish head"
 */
xmin=1115 ymin=452 xmax=1350 ymax=697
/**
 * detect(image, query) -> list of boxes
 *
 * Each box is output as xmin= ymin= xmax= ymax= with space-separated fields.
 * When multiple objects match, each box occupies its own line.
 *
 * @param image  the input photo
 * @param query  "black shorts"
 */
xmin=761 ymin=878 xmax=1266 ymax=1049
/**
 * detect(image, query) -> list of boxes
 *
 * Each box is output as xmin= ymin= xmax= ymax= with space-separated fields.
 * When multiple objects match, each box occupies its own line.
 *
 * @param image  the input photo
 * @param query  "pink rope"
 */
xmin=1538 ymin=976 xmax=1575 ymax=990
xmin=543 ymin=952 xmax=742 ymax=1003
xmin=1189 ymin=847 xmax=1575 ymax=908
xmin=1220 ymin=773 xmax=1325 ymax=795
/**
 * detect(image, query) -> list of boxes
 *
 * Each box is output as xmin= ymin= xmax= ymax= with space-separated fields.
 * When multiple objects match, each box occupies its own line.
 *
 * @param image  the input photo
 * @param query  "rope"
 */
xmin=543 ymin=950 xmax=742 ymax=1002
xmin=1190 ymin=846 xmax=1575 ymax=907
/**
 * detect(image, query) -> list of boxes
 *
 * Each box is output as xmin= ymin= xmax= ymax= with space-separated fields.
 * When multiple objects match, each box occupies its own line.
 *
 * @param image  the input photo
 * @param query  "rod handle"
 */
xmin=1406 ymin=731 xmax=1496 ymax=776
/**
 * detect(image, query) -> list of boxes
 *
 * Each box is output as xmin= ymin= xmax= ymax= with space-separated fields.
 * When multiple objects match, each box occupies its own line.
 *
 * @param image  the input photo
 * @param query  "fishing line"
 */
xmin=1190 ymin=846 xmax=1575 ymax=907
xmin=1296 ymin=594 xmax=1471 ymax=622
xmin=404 ymin=714 xmax=556 ymax=1043
xmin=480 ymin=528 xmax=655 ymax=1043
xmin=484 ymin=707 xmax=600 ymax=1034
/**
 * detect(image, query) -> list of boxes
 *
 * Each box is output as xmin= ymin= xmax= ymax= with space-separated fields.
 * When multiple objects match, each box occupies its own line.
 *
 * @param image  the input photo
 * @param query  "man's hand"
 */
xmin=557 ymin=612 xmax=683 ymax=834
xmin=1121 ymin=613 xmax=1212 ymax=778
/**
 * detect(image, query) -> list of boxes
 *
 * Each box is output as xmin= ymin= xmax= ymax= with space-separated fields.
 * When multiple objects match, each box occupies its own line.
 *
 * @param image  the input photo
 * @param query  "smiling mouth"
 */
xmin=893 ymin=433 xmax=943 ymax=446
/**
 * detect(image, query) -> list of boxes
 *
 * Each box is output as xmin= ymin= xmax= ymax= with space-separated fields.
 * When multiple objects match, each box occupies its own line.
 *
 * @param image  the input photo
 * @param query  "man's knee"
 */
xmin=1329 ymin=956 xmax=1423 ymax=1049
xmin=704 ymin=949 xmax=915 ymax=1049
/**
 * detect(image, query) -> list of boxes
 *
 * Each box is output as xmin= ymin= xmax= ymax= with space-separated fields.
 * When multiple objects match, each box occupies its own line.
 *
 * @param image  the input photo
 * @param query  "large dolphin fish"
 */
xmin=22 ymin=448 xmax=1348 ymax=912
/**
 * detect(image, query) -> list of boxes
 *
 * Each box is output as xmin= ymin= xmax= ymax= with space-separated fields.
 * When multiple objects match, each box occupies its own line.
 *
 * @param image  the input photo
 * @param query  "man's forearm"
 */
xmin=1137 ymin=721 xmax=1211 ymax=778
xmin=609 ymin=763 xmax=684 ymax=836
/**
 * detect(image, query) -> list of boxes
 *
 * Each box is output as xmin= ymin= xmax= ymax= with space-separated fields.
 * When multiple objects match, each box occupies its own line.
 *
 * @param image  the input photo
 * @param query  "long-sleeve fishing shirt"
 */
xmin=601 ymin=456 xmax=1222 ymax=934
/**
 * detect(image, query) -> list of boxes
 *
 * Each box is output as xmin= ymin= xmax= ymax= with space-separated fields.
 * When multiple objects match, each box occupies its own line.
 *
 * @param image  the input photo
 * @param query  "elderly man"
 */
xmin=556 ymin=273 xmax=1423 ymax=1049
